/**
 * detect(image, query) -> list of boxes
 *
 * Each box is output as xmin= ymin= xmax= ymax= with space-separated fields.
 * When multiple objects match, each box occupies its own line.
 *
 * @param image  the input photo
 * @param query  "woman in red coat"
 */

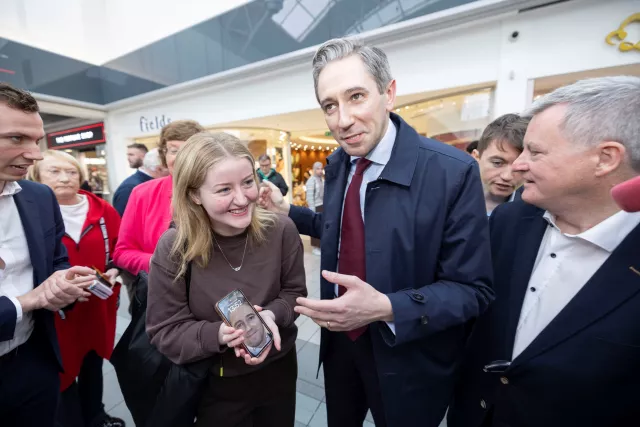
xmin=30 ymin=151 xmax=125 ymax=427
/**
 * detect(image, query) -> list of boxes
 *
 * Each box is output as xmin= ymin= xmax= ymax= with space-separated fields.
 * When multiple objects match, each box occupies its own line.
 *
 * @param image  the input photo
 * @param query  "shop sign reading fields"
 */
xmin=47 ymin=122 xmax=105 ymax=149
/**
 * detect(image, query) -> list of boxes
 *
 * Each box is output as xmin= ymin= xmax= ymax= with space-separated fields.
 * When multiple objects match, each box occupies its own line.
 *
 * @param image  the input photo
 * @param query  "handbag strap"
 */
xmin=169 ymin=220 xmax=193 ymax=300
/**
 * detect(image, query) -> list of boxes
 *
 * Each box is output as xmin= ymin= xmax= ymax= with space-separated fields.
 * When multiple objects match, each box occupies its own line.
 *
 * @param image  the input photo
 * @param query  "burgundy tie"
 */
xmin=338 ymin=158 xmax=372 ymax=341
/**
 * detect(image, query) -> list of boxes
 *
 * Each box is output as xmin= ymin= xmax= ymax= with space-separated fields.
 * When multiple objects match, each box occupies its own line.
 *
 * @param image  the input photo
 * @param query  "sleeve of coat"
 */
xmin=113 ymin=187 xmax=152 ymax=275
xmin=288 ymin=205 xmax=323 ymax=240
xmin=383 ymin=163 xmax=494 ymax=346
xmin=112 ymin=184 xmax=134 ymax=217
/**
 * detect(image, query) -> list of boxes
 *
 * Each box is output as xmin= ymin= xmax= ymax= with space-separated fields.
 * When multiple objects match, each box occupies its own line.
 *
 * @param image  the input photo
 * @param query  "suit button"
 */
xmin=480 ymin=399 xmax=487 ymax=409
xmin=420 ymin=316 xmax=429 ymax=325
xmin=500 ymin=376 xmax=509 ymax=385
xmin=412 ymin=292 xmax=424 ymax=301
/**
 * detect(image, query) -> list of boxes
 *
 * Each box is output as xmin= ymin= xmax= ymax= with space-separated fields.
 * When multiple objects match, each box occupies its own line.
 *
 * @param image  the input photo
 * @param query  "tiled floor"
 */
xmin=103 ymin=237 xmax=445 ymax=426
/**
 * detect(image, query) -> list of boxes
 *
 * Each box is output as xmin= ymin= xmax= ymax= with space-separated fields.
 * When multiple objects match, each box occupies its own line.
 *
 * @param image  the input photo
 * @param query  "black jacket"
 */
xmin=257 ymin=169 xmax=288 ymax=196
xmin=112 ymin=170 xmax=154 ymax=216
xmin=448 ymin=201 xmax=640 ymax=427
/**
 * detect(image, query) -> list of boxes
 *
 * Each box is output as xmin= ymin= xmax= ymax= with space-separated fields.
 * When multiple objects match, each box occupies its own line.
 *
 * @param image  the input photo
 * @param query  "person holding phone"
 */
xmin=146 ymin=132 xmax=306 ymax=427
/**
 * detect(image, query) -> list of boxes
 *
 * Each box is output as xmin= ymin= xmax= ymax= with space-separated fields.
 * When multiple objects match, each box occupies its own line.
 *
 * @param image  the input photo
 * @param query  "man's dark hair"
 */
xmin=258 ymin=154 xmax=271 ymax=163
xmin=477 ymin=114 xmax=529 ymax=156
xmin=127 ymin=143 xmax=149 ymax=153
xmin=0 ymin=82 xmax=39 ymax=113
xmin=466 ymin=140 xmax=478 ymax=154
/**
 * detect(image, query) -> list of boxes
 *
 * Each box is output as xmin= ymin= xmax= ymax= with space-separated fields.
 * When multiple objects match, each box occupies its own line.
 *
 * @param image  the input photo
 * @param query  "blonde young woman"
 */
xmin=146 ymin=133 xmax=306 ymax=426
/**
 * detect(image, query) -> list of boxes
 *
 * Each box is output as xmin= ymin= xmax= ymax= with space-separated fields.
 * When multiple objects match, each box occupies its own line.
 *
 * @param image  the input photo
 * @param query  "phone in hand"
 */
xmin=87 ymin=267 xmax=114 ymax=300
xmin=215 ymin=289 xmax=273 ymax=358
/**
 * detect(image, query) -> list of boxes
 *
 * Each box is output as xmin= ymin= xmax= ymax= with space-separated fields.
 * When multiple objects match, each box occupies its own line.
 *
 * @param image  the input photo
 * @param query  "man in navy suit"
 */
xmin=112 ymin=147 xmax=167 ymax=216
xmin=260 ymin=38 xmax=493 ymax=427
xmin=0 ymin=82 xmax=95 ymax=427
xmin=448 ymin=76 xmax=640 ymax=427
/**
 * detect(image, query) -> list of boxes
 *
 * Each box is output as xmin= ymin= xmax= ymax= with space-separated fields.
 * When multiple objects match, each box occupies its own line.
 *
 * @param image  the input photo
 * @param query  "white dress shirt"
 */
xmin=336 ymin=118 xmax=398 ymax=332
xmin=512 ymin=209 xmax=640 ymax=359
xmin=0 ymin=182 xmax=35 ymax=356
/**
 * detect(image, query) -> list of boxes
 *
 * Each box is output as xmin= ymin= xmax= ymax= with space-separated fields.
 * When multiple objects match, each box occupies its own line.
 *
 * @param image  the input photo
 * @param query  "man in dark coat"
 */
xmin=259 ymin=38 xmax=493 ymax=427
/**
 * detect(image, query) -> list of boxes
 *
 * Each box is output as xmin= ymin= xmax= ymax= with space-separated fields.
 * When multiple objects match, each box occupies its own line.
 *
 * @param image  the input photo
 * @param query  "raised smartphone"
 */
xmin=215 ymin=289 xmax=273 ymax=358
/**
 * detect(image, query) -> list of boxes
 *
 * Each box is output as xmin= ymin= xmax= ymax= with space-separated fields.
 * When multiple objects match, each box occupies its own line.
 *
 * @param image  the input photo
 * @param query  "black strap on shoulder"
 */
xmin=168 ymin=220 xmax=192 ymax=299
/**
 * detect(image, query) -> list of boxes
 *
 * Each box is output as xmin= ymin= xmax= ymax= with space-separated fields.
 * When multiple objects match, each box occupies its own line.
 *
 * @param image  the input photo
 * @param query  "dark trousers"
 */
xmin=0 ymin=331 xmax=61 ymax=427
xmin=324 ymin=330 xmax=387 ymax=427
xmin=310 ymin=205 xmax=323 ymax=248
xmin=196 ymin=348 xmax=297 ymax=427
xmin=57 ymin=351 xmax=106 ymax=427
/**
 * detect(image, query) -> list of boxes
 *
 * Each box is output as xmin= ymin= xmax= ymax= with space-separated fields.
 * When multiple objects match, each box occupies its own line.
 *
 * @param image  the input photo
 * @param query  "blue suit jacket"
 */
xmin=112 ymin=170 xmax=153 ymax=216
xmin=289 ymin=113 xmax=494 ymax=427
xmin=0 ymin=180 xmax=70 ymax=368
xmin=448 ymin=201 xmax=640 ymax=427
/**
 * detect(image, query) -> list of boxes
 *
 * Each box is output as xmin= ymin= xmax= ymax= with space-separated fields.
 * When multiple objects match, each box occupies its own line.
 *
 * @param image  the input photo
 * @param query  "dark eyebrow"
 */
xmin=319 ymin=86 xmax=370 ymax=106
xmin=345 ymin=86 xmax=369 ymax=95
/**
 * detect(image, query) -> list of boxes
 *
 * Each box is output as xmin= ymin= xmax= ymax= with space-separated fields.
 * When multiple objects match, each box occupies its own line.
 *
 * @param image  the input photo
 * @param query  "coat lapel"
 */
xmin=512 ymin=223 xmax=640 ymax=366
xmin=503 ymin=207 xmax=548 ymax=357
xmin=14 ymin=189 xmax=47 ymax=287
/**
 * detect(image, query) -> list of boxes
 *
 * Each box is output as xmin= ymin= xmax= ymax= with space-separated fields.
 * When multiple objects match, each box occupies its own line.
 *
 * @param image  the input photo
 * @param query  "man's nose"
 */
xmin=338 ymin=105 xmax=354 ymax=129
xmin=512 ymin=153 xmax=528 ymax=172
xmin=23 ymin=145 xmax=43 ymax=161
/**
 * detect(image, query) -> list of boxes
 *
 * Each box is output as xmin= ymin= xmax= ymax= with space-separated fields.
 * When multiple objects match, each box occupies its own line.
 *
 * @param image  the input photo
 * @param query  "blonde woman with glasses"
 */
xmin=146 ymin=132 xmax=307 ymax=427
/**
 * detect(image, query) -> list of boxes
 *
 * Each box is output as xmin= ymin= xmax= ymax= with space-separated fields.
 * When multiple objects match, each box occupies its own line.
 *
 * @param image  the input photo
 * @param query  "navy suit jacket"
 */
xmin=0 ymin=180 xmax=70 ymax=368
xmin=448 ymin=201 xmax=640 ymax=427
xmin=289 ymin=113 xmax=494 ymax=427
xmin=112 ymin=170 xmax=153 ymax=216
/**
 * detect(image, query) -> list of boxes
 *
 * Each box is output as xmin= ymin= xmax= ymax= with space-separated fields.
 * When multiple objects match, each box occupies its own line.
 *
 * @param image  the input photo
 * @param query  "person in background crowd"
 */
xmin=113 ymin=120 xmax=204 ymax=276
xmin=112 ymin=148 xmax=168 ymax=217
xmin=448 ymin=76 xmax=640 ymax=427
xmin=257 ymin=154 xmax=288 ymax=196
xmin=0 ymin=82 xmax=95 ymax=427
xmin=305 ymin=161 xmax=324 ymax=255
xmin=466 ymin=140 xmax=478 ymax=154
xmin=147 ymin=132 xmax=306 ymax=426
xmin=80 ymin=180 xmax=92 ymax=193
xmin=126 ymin=143 xmax=148 ymax=169
xmin=471 ymin=114 xmax=528 ymax=215
xmin=29 ymin=150 xmax=124 ymax=427
xmin=260 ymin=38 xmax=493 ymax=427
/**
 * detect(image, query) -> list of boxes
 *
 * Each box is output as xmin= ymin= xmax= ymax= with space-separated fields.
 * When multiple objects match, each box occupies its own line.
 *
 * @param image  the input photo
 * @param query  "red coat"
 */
xmin=55 ymin=190 xmax=121 ymax=391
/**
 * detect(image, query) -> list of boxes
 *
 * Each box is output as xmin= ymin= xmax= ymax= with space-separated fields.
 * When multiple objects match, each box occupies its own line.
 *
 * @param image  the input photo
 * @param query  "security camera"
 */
xmin=509 ymin=31 xmax=520 ymax=42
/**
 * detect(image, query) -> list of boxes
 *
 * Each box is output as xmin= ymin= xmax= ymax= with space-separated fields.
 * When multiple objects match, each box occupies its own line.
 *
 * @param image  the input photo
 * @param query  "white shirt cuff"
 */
xmin=8 ymin=296 xmax=23 ymax=323
xmin=385 ymin=321 xmax=396 ymax=335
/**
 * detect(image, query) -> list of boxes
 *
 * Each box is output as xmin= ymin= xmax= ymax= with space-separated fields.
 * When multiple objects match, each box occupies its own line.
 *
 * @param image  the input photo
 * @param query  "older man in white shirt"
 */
xmin=0 ymin=82 xmax=95 ymax=427
xmin=449 ymin=75 xmax=640 ymax=427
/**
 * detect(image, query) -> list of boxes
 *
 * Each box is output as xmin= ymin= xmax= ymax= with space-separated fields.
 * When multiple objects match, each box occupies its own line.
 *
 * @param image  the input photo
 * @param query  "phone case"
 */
xmin=88 ymin=268 xmax=114 ymax=300
xmin=215 ymin=289 xmax=274 ymax=359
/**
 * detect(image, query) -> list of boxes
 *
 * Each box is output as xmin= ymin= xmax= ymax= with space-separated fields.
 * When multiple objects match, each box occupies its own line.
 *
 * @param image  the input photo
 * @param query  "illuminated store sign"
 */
xmin=47 ymin=123 xmax=106 ymax=149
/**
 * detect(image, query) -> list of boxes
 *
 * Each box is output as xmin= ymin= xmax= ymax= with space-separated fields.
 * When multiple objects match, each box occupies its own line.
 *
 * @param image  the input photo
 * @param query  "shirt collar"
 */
xmin=0 ymin=181 xmax=22 ymax=197
xmin=543 ymin=210 xmax=640 ymax=252
xmin=350 ymin=118 xmax=397 ymax=166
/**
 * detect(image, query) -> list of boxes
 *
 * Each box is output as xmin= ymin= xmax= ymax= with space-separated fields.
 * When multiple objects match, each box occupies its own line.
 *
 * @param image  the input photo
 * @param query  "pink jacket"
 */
xmin=113 ymin=175 xmax=173 ymax=275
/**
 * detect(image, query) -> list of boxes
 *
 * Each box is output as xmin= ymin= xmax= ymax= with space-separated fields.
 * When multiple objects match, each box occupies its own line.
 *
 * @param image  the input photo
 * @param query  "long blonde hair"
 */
xmin=170 ymin=132 xmax=277 ymax=279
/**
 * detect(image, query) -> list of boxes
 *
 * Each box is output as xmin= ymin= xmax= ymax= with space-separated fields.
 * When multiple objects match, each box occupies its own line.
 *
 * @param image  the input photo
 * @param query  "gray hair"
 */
xmin=143 ymin=148 xmax=163 ymax=172
xmin=523 ymin=75 xmax=640 ymax=171
xmin=313 ymin=161 xmax=323 ymax=169
xmin=312 ymin=38 xmax=393 ymax=102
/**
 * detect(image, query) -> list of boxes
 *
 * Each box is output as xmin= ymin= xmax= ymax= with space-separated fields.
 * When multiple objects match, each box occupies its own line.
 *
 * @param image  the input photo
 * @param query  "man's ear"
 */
xmin=471 ymin=149 xmax=481 ymax=162
xmin=595 ymin=141 xmax=626 ymax=177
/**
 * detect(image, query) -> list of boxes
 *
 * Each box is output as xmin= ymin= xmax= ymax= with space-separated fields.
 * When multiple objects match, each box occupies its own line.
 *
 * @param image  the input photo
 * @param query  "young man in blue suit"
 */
xmin=0 ymin=83 xmax=95 ymax=427
xmin=448 ymin=76 xmax=640 ymax=427
xmin=260 ymin=38 xmax=494 ymax=427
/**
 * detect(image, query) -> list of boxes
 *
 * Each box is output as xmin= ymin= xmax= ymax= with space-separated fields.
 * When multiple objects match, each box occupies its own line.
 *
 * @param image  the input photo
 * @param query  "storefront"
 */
xmin=46 ymin=122 xmax=111 ymax=201
xmin=104 ymin=0 xmax=639 ymax=200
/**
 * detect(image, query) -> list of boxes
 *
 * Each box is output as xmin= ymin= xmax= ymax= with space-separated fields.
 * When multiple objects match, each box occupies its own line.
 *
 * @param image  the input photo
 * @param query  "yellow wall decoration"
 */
xmin=606 ymin=13 xmax=640 ymax=52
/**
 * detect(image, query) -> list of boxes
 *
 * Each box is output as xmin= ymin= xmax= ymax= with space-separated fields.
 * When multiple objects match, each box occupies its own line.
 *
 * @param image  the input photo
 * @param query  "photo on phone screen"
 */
xmin=216 ymin=290 xmax=273 ymax=358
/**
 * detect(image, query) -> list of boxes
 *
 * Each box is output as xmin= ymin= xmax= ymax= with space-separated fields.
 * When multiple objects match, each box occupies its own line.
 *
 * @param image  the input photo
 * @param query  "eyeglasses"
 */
xmin=44 ymin=168 xmax=79 ymax=178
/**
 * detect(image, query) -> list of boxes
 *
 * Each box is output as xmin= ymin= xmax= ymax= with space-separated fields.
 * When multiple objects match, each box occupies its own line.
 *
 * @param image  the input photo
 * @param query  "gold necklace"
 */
xmin=212 ymin=233 xmax=248 ymax=272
